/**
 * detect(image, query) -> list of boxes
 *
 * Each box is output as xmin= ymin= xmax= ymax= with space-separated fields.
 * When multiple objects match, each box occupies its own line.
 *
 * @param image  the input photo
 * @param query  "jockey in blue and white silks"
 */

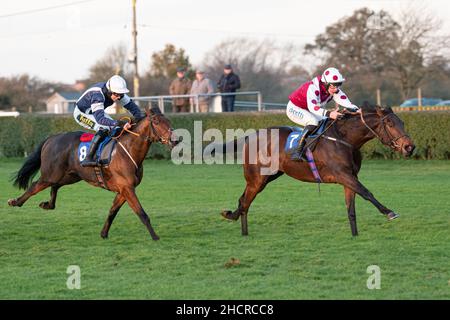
xmin=73 ymin=75 xmax=143 ymax=167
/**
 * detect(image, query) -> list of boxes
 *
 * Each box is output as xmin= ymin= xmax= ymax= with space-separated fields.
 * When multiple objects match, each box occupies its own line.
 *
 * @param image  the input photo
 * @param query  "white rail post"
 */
xmin=158 ymin=97 xmax=164 ymax=112
xmin=257 ymin=92 xmax=262 ymax=111
xmin=195 ymin=95 xmax=200 ymax=113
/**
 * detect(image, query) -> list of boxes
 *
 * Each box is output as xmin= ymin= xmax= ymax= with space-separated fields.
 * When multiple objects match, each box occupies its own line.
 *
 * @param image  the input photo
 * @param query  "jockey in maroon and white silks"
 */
xmin=287 ymin=67 xmax=359 ymax=127
xmin=286 ymin=67 xmax=360 ymax=161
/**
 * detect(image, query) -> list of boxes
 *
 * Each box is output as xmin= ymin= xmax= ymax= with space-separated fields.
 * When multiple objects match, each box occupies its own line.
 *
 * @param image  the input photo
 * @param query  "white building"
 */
xmin=46 ymin=91 xmax=81 ymax=114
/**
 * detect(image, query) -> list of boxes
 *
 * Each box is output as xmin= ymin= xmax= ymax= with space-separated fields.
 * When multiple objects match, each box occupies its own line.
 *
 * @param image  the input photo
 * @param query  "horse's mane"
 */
xmin=132 ymin=107 xmax=163 ymax=124
xmin=332 ymin=102 xmax=388 ymax=131
xmin=339 ymin=102 xmax=391 ymax=122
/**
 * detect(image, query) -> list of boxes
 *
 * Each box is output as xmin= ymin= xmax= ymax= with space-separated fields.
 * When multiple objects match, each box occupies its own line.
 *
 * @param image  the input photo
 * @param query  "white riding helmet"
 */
xmin=106 ymin=75 xmax=129 ymax=94
xmin=321 ymin=67 xmax=345 ymax=84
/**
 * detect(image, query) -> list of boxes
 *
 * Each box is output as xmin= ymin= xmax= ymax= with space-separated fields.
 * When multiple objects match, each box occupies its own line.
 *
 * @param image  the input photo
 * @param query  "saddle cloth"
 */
xmin=284 ymin=119 xmax=329 ymax=152
xmin=284 ymin=121 xmax=327 ymax=184
xmin=77 ymin=129 xmax=119 ymax=167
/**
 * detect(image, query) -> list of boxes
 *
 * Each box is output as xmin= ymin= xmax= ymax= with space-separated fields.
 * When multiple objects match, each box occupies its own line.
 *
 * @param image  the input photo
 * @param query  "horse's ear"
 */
xmin=144 ymin=106 xmax=151 ymax=116
xmin=384 ymin=106 xmax=394 ymax=113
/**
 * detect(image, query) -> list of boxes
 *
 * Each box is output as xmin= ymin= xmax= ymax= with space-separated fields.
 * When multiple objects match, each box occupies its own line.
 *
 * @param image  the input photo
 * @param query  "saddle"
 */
xmin=284 ymin=119 xmax=330 ymax=153
xmin=78 ymin=128 xmax=121 ymax=167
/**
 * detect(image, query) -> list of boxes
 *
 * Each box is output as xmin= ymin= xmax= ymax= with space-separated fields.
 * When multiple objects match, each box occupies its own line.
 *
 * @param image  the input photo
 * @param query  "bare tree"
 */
xmin=201 ymin=38 xmax=308 ymax=103
xmin=387 ymin=6 xmax=450 ymax=99
xmin=304 ymin=8 xmax=401 ymax=104
xmin=304 ymin=6 xmax=450 ymax=104
xmin=84 ymin=43 xmax=131 ymax=85
xmin=0 ymin=74 xmax=71 ymax=112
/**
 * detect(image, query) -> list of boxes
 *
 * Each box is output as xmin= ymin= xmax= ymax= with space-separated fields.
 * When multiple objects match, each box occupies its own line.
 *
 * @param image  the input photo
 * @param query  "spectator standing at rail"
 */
xmin=190 ymin=70 xmax=215 ymax=113
xmin=217 ymin=64 xmax=241 ymax=112
xmin=169 ymin=67 xmax=192 ymax=113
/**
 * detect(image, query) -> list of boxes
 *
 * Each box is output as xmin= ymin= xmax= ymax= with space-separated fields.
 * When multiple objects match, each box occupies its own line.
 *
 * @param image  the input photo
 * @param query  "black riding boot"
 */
xmin=291 ymin=125 xmax=315 ymax=161
xmin=81 ymin=129 xmax=108 ymax=167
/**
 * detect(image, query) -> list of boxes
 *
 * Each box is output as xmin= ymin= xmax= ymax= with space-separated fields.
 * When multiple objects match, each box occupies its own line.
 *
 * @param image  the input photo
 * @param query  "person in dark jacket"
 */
xmin=217 ymin=64 xmax=241 ymax=112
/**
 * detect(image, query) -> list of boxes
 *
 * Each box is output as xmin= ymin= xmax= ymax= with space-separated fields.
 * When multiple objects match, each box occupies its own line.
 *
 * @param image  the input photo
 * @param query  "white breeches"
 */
xmin=286 ymin=101 xmax=323 ymax=127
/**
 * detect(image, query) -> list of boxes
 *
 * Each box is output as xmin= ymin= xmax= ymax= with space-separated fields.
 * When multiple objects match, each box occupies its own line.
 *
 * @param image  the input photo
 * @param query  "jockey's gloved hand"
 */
xmin=329 ymin=110 xmax=344 ymax=120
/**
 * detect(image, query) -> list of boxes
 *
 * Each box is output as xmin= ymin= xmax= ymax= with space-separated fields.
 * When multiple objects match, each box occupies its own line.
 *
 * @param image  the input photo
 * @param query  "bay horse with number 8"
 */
xmin=8 ymin=107 xmax=177 ymax=241
xmin=221 ymin=102 xmax=415 ymax=236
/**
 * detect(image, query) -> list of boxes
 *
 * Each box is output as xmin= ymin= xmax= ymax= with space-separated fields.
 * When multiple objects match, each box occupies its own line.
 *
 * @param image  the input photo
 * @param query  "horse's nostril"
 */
xmin=405 ymin=145 xmax=415 ymax=153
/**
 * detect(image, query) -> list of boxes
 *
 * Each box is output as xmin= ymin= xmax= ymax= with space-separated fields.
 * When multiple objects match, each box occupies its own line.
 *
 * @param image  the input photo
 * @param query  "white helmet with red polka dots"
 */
xmin=321 ymin=67 xmax=345 ymax=85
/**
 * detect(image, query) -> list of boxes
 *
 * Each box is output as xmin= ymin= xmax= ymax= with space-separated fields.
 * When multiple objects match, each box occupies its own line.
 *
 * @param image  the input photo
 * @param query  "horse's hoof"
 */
xmin=39 ymin=201 xmax=54 ymax=210
xmin=100 ymin=232 xmax=108 ymax=239
xmin=8 ymin=199 xmax=19 ymax=207
xmin=152 ymin=235 xmax=160 ymax=241
xmin=221 ymin=210 xmax=239 ymax=221
xmin=387 ymin=212 xmax=399 ymax=220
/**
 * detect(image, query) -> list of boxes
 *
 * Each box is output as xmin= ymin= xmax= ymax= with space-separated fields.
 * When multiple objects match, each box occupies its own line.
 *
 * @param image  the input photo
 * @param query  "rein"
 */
xmin=113 ymin=114 xmax=172 ymax=143
xmin=304 ymin=118 xmax=354 ymax=149
xmin=304 ymin=119 xmax=338 ymax=148
xmin=308 ymin=109 xmax=408 ymax=150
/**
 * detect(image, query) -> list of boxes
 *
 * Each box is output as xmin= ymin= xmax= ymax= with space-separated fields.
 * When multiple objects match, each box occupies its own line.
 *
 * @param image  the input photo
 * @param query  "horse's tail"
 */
xmin=12 ymin=139 xmax=47 ymax=190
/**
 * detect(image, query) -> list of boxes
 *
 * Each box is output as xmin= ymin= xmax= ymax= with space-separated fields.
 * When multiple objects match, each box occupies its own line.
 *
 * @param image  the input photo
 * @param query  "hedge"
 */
xmin=1 ymin=111 xmax=449 ymax=160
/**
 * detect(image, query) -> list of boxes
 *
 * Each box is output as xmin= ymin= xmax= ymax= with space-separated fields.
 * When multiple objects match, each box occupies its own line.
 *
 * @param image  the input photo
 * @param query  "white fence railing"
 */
xmin=0 ymin=111 xmax=20 ymax=117
xmin=43 ymin=91 xmax=288 ymax=114
xmin=133 ymin=91 xmax=264 ymax=113
xmin=59 ymin=91 xmax=288 ymax=114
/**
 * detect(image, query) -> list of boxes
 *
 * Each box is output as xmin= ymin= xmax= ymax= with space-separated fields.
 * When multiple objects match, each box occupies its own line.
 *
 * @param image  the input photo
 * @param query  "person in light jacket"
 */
xmin=190 ymin=70 xmax=215 ymax=112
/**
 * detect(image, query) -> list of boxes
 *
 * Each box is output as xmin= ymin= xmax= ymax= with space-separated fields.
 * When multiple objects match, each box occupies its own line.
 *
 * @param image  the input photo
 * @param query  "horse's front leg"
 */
xmin=121 ymin=187 xmax=159 ymax=241
xmin=344 ymin=186 xmax=358 ymax=236
xmin=338 ymin=174 xmax=399 ymax=220
xmin=101 ymin=193 xmax=126 ymax=239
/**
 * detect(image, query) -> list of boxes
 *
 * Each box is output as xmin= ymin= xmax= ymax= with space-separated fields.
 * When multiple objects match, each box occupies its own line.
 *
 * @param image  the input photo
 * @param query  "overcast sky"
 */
xmin=1 ymin=0 xmax=449 ymax=83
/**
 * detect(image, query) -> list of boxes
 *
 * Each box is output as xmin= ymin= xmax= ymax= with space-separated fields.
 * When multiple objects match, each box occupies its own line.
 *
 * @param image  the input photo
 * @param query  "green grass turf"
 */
xmin=0 ymin=158 xmax=449 ymax=299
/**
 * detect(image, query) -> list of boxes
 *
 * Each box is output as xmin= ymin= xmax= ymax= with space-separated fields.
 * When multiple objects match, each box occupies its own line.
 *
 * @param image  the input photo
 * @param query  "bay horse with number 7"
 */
xmin=221 ymin=103 xmax=415 ymax=236
xmin=8 ymin=107 xmax=177 ymax=241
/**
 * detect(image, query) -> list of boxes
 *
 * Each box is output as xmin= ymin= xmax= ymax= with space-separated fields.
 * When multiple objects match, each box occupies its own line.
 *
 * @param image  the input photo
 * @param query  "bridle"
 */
xmin=112 ymin=112 xmax=173 ymax=170
xmin=115 ymin=113 xmax=173 ymax=145
xmin=359 ymin=109 xmax=409 ymax=150
xmin=147 ymin=113 xmax=173 ymax=145
xmin=305 ymin=108 xmax=409 ymax=151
